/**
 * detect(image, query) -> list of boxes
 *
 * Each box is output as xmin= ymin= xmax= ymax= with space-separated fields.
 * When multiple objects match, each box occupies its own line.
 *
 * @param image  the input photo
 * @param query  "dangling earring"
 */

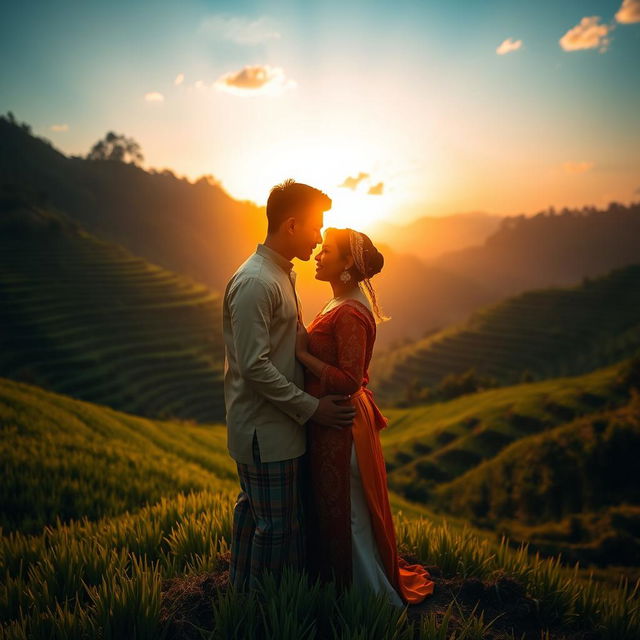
xmin=340 ymin=269 xmax=351 ymax=283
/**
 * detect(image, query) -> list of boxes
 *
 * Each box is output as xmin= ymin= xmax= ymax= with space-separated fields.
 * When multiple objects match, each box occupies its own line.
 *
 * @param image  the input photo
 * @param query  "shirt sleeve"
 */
xmin=319 ymin=306 xmax=370 ymax=395
xmin=228 ymin=275 xmax=319 ymax=424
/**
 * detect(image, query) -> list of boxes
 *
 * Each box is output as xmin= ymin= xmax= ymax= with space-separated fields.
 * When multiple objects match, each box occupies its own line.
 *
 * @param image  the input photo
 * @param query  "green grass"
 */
xmin=0 ymin=376 xmax=235 ymax=534
xmin=434 ymin=390 xmax=640 ymax=519
xmin=0 ymin=489 xmax=638 ymax=639
xmin=0 ymin=204 xmax=225 ymax=423
xmin=371 ymin=263 xmax=640 ymax=406
xmin=1 ymin=372 xmax=639 ymax=637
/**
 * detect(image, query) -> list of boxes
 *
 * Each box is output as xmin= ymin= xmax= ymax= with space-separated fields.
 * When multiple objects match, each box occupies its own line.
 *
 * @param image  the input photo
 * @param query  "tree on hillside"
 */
xmin=195 ymin=173 xmax=222 ymax=188
xmin=86 ymin=131 xmax=144 ymax=165
xmin=2 ymin=111 xmax=33 ymax=134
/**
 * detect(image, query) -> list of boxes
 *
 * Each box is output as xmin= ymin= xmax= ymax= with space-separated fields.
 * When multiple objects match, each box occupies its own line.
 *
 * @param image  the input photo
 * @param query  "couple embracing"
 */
xmin=222 ymin=178 xmax=434 ymax=607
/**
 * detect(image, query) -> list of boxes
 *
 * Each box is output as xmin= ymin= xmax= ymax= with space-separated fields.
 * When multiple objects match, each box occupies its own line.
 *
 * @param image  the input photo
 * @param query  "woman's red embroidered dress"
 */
xmin=304 ymin=299 xmax=434 ymax=604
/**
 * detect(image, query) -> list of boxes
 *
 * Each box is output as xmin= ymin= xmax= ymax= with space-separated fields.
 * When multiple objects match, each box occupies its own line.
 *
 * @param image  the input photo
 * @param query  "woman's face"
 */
xmin=314 ymin=231 xmax=353 ymax=282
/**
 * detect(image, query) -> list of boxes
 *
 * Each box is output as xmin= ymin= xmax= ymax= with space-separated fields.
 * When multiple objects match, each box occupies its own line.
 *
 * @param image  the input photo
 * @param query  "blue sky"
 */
xmin=1 ymin=0 xmax=639 ymax=226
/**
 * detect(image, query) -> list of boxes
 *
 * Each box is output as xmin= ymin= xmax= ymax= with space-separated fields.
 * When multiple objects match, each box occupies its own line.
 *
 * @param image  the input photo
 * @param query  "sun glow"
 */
xmin=218 ymin=131 xmax=399 ymax=231
xmin=322 ymin=188 xmax=391 ymax=232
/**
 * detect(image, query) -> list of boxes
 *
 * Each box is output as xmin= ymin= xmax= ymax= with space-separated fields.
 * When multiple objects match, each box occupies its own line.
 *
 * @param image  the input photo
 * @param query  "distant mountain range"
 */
xmin=427 ymin=204 xmax=640 ymax=298
xmin=368 ymin=211 xmax=503 ymax=261
xmin=3 ymin=114 xmax=640 ymax=349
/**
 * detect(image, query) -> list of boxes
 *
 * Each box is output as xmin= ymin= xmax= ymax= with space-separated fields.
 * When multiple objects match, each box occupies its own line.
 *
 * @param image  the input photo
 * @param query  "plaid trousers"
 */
xmin=230 ymin=432 xmax=305 ymax=590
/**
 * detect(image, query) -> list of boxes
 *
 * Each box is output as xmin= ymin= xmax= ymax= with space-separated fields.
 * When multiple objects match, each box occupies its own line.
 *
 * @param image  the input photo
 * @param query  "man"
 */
xmin=223 ymin=178 xmax=356 ymax=590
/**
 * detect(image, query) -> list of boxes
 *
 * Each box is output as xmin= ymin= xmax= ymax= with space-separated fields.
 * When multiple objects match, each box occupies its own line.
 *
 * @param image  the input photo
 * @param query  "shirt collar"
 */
xmin=256 ymin=243 xmax=294 ymax=273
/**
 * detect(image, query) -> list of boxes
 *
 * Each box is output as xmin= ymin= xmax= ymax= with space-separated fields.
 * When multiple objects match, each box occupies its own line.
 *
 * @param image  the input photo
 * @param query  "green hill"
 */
xmin=379 ymin=354 xmax=640 ymax=561
xmin=371 ymin=262 xmax=640 ymax=405
xmin=0 ymin=200 xmax=226 ymax=423
xmin=430 ymin=202 xmax=640 ymax=298
xmin=0 ymin=114 xmax=263 ymax=293
xmin=381 ymin=353 xmax=638 ymax=493
xmin=1 ymin=377 xmax=639 ymax=637
xmin=0 ymin=376 xmax=235 ymax=534
xmin=433 ymin=390 xmax=640 ymax=567
xmin=0 ymin=374 xmax=443 ymax=537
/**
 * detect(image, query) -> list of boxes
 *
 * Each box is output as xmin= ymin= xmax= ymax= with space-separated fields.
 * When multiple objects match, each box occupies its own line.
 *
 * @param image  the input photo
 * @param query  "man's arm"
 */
xmin=228 ymin=275 xmax=319 ymax=424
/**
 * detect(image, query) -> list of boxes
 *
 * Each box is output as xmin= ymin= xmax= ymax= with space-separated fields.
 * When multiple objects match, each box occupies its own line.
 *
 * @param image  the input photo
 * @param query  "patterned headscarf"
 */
xmin=348 ymin=229 xmax=389 ymax=323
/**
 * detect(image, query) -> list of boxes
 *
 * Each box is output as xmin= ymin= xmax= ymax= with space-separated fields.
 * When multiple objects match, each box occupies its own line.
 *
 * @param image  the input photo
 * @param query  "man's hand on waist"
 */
xmin=312 ymin=394 xmax=357 ymax=429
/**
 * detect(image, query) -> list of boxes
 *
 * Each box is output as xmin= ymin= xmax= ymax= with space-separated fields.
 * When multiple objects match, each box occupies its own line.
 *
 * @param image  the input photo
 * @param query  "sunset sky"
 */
xmin=1 ymin=0 xmax=639 ymax=228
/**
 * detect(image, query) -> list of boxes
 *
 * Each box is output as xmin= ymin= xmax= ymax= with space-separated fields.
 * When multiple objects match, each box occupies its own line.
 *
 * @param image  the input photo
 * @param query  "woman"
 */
xmin=296 ymin=227 xmax=435 ymax=606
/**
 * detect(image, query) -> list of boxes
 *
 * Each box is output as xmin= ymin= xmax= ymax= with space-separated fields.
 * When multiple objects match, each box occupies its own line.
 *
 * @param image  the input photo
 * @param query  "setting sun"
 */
xmin=323 ymin=188 xmax=391 ymax=232
xmin=231 ymin=140 xmax=397 ymax=230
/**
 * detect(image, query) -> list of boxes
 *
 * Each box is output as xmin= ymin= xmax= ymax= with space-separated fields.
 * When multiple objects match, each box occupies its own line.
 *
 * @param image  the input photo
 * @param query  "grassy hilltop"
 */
xmin=0 ymin=377 xmax=235 ymax=535
xmin=1 ymin=375 xmax=639 ymax=638
xmin=1 ymin=476 xmax=638 ymax=639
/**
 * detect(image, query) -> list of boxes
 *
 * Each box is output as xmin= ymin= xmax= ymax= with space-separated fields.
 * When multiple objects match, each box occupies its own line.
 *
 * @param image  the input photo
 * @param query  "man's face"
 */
xmin=291 ymin=208 xmax=324 ymax=261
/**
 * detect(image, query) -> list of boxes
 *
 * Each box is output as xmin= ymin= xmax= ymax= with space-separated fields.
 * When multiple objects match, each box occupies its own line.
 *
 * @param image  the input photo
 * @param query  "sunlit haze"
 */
xmin=2 ymin=0 xmax=639 ymax=226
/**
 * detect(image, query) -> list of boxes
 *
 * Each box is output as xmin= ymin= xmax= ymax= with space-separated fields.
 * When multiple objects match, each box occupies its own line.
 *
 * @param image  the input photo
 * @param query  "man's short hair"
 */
xmin=266 ymin=179 xmax=332 ymax=233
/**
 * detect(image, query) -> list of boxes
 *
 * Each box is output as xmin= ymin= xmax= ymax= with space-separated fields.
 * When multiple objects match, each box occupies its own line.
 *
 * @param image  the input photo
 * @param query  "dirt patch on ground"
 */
xmin=160 ymin=554 xmax=230 ymax=640
xmin=160 ymin=554 xmax=599 ymax=640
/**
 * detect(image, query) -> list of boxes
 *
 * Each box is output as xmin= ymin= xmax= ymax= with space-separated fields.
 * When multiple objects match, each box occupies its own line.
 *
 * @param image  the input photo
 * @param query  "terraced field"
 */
xmin=371 ymin=263 xmax=640 ymax=405
xmin=0 ymin=206 xmax=225 ymax=423
xmin=377 ymin=354 xmax=640 ymax=565
xmin=379 ymin=354 xmax=637 ymax=502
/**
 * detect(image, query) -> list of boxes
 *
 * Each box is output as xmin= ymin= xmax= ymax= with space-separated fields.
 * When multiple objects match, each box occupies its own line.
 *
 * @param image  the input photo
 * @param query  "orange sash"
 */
xmin=350 ymin=387 xmax=435 ymax=604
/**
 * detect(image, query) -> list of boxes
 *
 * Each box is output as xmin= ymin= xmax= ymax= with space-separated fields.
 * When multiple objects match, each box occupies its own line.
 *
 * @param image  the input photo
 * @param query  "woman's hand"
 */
xmin=296 ymin=322 xmax=309 ymax=359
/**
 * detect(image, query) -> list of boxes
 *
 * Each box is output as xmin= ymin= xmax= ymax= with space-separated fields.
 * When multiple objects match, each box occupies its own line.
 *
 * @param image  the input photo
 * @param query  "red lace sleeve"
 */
xmin=319 ymin=305 xmax=372 ymax=395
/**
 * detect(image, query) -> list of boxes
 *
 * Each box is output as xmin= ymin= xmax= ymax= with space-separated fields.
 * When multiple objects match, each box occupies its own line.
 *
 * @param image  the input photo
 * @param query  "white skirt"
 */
xmin=350 ymin=441 xmax=403 ymax=608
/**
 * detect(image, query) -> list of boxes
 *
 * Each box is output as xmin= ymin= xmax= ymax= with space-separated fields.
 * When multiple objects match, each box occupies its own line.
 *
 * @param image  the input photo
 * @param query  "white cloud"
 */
xmin=144 ymin=91 xmax=165 ymax=102
xmin=200 ymin=15 xmax=281 ymax=45
xmin=562 ymin=161 xmax=595 ymax=175
xmin=214 ymin=65 xmax=296 ymax=96
xmin=337 ymin=173 xmax=384 ymax=195
xmin=339 ymin=173 xmax=370 ymax=190
xmin=49 ymin=123 xmax=69 ymax=132
xmin=174 ymin=73 xmax=184 ymax=86
xmin=496 ymin=37 xmax=522 ymax=55
xmin=616 ymin=0 xmax=640 ymax=23
xmin=559 ymin=16 xmax=612 ymax=52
